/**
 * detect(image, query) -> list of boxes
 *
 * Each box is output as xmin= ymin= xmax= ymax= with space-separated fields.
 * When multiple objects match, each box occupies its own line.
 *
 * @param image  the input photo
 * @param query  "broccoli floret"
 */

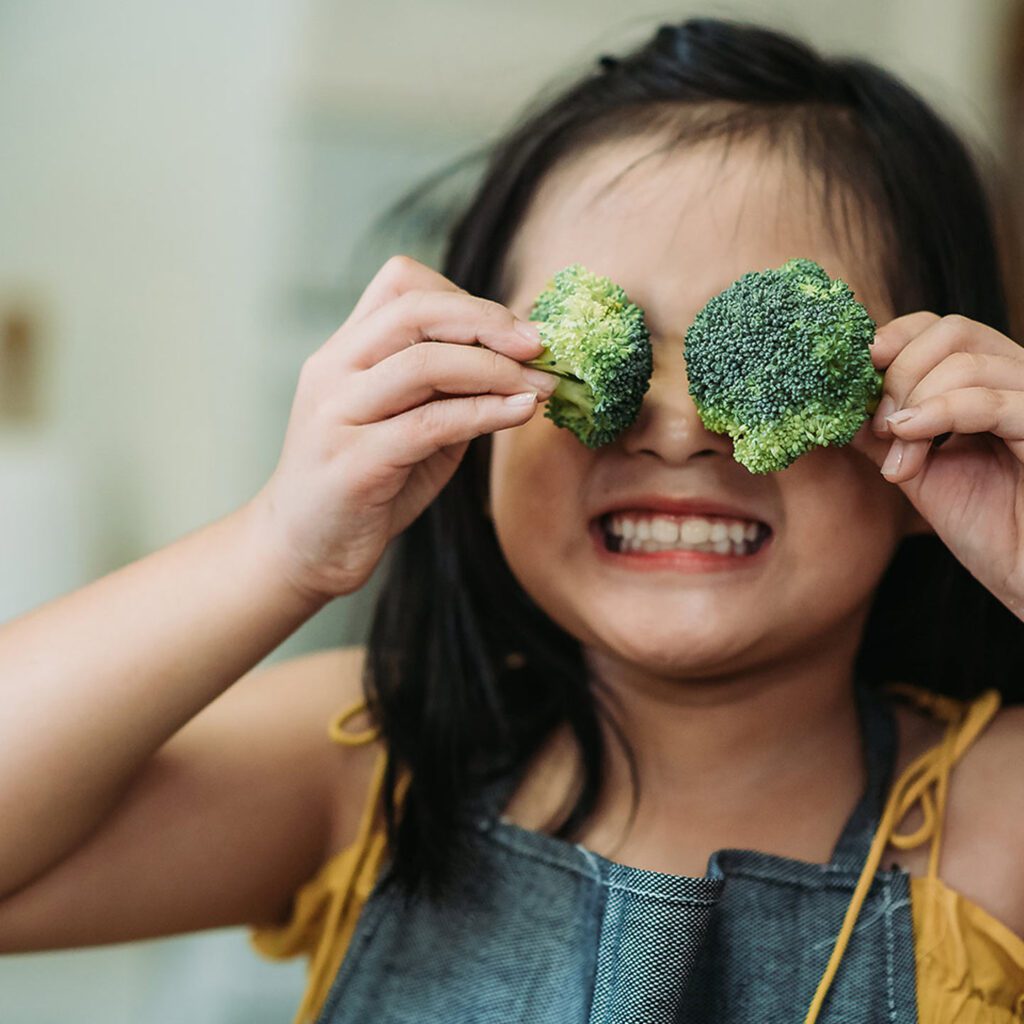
xmin=525 ymin=263 xmax=653 ymax=448
xmin=683 ymin=257 xmax=884 ymax=473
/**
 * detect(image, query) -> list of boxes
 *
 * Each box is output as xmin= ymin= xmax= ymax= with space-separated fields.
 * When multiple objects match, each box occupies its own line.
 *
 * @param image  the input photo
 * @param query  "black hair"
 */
xmin=353 ymin=17 xmax=1023 ymax=904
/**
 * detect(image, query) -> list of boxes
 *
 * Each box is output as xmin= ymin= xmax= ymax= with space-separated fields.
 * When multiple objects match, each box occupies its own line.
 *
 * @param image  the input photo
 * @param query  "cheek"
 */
xmin=489 ymin=418 xmax=589 ymax=576
xmin=782 ymin=448 xmax=904 ymax=586
xmin=490 ymin=416 xmax=577 ymax=513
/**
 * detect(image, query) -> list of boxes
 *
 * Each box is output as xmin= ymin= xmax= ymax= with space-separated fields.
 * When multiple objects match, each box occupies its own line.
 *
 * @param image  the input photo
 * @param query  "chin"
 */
xmin=583 ymin=615 xmax=761 ymax=678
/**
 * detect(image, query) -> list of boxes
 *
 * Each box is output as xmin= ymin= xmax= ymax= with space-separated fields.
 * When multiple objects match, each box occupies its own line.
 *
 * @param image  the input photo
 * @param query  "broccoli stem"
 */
xmin=523 ymin=355 xmax=583 ymax=385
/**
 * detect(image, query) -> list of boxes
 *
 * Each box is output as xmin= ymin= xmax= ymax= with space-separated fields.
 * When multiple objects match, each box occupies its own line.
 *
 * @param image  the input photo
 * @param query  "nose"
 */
xmin=617 ymin=340 xmax=734 ymax=464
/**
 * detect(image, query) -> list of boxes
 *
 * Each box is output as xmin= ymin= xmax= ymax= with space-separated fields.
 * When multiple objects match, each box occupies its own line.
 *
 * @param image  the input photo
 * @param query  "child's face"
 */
xmin=490 ymin=134 xmax=927 ymax=679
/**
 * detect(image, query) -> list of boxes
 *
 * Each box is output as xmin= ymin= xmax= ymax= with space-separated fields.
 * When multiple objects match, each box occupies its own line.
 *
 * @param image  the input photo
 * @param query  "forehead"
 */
xmin=501 ymin=135 xmax=891 ymax=332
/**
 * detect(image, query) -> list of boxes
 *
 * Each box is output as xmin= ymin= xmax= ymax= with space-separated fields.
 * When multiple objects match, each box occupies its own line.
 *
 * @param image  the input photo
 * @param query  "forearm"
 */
xmin=0 ymin=498 xmax=330 ymax=897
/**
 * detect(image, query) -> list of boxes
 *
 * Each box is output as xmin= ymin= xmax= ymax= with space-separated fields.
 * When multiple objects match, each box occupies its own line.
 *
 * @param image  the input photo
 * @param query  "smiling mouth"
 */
xmin=596 ymin=513 xmax=773 ymax=557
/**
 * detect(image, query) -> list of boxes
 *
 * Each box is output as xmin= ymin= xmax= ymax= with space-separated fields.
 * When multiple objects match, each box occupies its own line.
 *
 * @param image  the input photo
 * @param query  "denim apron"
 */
xmin=313 ymin=678 xmax=918 ymax=1023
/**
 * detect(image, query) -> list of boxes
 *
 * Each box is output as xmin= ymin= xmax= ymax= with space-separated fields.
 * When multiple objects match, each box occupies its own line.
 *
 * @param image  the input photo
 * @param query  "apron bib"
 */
xmin=314 ymin=678 xmax=918 ymax=1023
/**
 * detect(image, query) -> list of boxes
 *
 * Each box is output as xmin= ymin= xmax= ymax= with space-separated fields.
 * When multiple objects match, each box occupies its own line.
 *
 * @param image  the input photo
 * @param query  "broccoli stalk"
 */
xmin=683 ymin=257 xmax=884 ymax=473
xmin=525 ymin=263 xmax=653 ymax=448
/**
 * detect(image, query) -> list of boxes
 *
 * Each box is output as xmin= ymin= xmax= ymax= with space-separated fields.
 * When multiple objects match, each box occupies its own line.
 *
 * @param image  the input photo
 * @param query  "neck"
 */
xmin=580 ymin=612 xmax=871 ymax=836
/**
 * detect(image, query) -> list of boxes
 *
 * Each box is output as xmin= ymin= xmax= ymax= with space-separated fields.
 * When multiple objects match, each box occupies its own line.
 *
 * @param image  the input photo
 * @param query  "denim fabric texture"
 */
xmin=314 ymin=679 xmax=919 ymax=1024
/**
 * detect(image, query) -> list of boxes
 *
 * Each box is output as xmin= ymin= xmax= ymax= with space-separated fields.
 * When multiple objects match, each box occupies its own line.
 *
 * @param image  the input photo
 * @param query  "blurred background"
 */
xmin=1 ymin=0 xmax=1022 ymax=1020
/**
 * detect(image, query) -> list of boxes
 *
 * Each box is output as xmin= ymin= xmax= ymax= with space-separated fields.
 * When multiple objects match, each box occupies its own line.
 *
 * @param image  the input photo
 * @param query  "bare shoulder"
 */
xmin=208 ymin=644 xmax=370 ymax=763
xmin=210 ymin=643 xmax=380 ymax=864
xmin=201 ymin=643 xmax=382 ymax=923
xmin=287 ymin=645 xmax=390 ymax=862
xmin=893 ymin=695 xmax=1024 ymax=941
xmin=947 ymin=701 xmax=1024 ymax=939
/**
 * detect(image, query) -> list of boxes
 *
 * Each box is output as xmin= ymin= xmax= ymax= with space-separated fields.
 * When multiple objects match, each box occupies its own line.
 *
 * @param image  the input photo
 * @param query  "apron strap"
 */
xmin=826 ymin=677 xmax=898 ymax=872
xmin=802 ymin=684 xmax=1002 ymax=1024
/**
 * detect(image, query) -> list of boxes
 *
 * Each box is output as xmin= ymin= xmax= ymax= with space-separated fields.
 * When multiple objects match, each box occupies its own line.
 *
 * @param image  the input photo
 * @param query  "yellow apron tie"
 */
xmin=287 ymin=701 xmax=411 ymax=1024
xmin=801 ymin=684 xmax=1001 ymax=1024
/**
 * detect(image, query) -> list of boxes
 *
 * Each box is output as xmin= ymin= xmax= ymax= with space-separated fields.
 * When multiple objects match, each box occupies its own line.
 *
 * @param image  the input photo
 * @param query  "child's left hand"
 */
xmin=849 ymin=311 xmax=1024 ymax=622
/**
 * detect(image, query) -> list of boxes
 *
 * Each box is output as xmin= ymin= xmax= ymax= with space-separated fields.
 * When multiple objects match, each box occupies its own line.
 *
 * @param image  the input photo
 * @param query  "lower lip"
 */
xmin=589 ymin=519 xmax=774 ymax=573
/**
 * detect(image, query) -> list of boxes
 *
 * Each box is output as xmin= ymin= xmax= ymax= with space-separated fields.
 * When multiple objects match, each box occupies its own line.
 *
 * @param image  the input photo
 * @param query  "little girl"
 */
xmin=1 ymin=16 xmax=1023 ymax=1024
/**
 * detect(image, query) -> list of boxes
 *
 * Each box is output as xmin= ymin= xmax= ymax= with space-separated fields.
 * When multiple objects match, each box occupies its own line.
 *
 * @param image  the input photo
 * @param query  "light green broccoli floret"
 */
xmin=683 ymin=257 xmax=884 ymax=473
xmin=525 ymin=263 xmax=653 ymax=448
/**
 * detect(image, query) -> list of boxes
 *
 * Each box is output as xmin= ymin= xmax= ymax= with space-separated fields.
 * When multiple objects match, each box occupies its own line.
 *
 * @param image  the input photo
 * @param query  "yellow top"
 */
xmin=249 ymin=682 xmax=1024 ymax=1023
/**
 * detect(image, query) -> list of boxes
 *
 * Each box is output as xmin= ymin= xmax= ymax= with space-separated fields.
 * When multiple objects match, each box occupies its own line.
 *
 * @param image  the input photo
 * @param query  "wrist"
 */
xmin=231 ymin=494 xmax=335 ymax=616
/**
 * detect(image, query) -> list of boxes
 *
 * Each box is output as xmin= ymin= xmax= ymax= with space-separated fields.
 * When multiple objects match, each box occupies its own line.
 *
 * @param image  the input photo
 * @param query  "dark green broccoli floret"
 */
xmin=525 ymin=263 xmax=653 ymax=448
xmin=683 ymin=257 xmax=884 ymax=473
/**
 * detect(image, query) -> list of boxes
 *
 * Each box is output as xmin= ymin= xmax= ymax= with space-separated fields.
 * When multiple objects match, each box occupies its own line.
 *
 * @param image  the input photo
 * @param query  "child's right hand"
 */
xmin=248 ymin=255 xmax=558 ymax=603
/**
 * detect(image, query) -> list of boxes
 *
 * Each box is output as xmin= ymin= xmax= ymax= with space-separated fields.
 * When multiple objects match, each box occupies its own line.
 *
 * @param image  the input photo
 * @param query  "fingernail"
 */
xmin=881 ymin=440 xmax=904 ymax=477
xmin=504 ymin=391 xmax=537 ymax=406
xmin=514 ymin=319 xmax=543 ymax=343
xmin=886 ymin=407 xmax=919 ymax=427
xmin=872 ymin=394 xmax=896 ymax=434
xmin=522 ymin=367 xmax=558 ymax=393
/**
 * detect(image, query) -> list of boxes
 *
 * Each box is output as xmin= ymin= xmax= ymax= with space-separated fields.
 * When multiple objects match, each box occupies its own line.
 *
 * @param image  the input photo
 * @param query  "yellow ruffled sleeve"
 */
xmin=885 ymin=684 xmax=1024 ymax=1021
xmin=802 ymin=684 xmax=1024 ymax=1024
xmin=911 ymin=874 xmax=1024 ymax=1021
xmin=248 ymin=700 xmax=409 ymax=1024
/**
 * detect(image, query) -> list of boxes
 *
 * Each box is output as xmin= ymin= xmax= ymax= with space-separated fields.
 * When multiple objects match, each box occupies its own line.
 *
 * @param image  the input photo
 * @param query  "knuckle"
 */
xmin=473 ymin=294 xmax=514 ymax=326
xmin=395 ymin=287 xmax=432 ymax=324
xmin=940 ymin=313 xmax=970 ymax=336
xmin=486 ymin=346 xmax=509 ymax=377
xmin=381 ymin=253 xmax=421 ymax=282
xmin=417 ymin=397 xmax=452 ymax=438
xmin=475 ymin=393 xmax=508 ymax=423
xmin=947 ymin=349 xmax=979 ymax=374
xmin=880 ymin=310 xmax=932 ymax=336
xmin=297 ymin=352 xmax=322 ymax=389
xmin=983 ymin=386 xmax=1005 ymax=416
xmin=404 ymin=339 xmax=436 ymax=376
xmin=464 ymin=394 xmax=495 ymax=427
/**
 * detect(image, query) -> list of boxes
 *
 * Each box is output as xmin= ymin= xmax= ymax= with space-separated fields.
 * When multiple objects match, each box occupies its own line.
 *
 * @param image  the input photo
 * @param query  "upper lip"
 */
xmin=592 ymin=494 xmax=772 ymax=529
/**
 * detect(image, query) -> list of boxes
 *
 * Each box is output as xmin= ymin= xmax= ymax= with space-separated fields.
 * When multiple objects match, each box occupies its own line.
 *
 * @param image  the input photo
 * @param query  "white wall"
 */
xmin=0 ymin=3 xmax=312 ymax=1021
xmin=301 ymin=0 xmax=1016 ymax=146
xmin=0 ymin=1 xmax=297 ymax=567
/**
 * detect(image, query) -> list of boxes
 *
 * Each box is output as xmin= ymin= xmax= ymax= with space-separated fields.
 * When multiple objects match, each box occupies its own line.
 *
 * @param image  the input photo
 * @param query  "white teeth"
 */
xmin=651 ymin=517 xmax=679 ymax=543
xmin=708 ymin=522 xmax=728 ymax=542
xmin=615 ymin=535 xmax=758 ymax=556
xmin=602 ymin=511 xmax=769 ymax=558
xmin=680 ymin=519 xmax=711 ymax=544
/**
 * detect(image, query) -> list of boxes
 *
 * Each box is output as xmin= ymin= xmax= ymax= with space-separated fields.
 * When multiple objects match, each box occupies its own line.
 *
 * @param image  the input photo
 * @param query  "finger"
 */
xmin=870 ymin=314 xmax=1023 ymax=435
xmin=879 ymin=437 xmax=933 ymax=483
xmin=870 ymin=311 xmax=941 ymax=370
xmin=900 ymin=351 xmax=1024 ymax=415
xmin=848 ymin=417 xmax=893 ymax=469
xmin=880 ymin=383 xmax=1024 ymax=483
xmin=882 ymin=387 xmax=1024 ymax=447
xmin=345 ymin=254 xmax=465 ymax=326
xmin=369 ymin=391 xmax=542 ymax=469
xmin=330 ymin=288 xmax=547 ymax=370
xmin=337 ymin=342 xmax=558 ymax=424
